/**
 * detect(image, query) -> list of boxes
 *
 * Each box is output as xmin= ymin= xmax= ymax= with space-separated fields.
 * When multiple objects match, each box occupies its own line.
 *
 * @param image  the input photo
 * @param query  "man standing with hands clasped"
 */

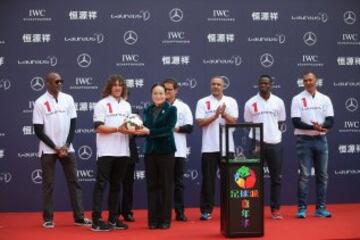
xmin=291 ymin=71 xmax=334 ymax=219
xmin=33 ymin=72 xmax=91 ymax=228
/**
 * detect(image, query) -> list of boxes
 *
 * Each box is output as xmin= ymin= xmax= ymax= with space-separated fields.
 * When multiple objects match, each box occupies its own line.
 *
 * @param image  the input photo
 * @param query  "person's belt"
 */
xmin=296 ymin=134 xmax=325 ymax=139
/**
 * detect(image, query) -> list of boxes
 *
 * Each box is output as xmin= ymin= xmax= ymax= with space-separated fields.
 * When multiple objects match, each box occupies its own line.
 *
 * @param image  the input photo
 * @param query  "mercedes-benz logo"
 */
xmin=77 ymin=53 xmax=91 ymax=68
xmin=31 ymin=169 xmax=42 ymax=184
xmin=169 ymin=8 xmax=183 ymax=22
xmin=319 ymin=12 xmax=328 ymax=23
xmin=30 ymin=76 xmax=45 ymax=91
xmin=303 ymin=32 xmax=317 ymax=46
xmin=78 ymin=145 xmax=92 ymax=160
xmin=260 ymin=53 xmax=274 ymax=68
xmin=345 ymin=97 xmax=358 ymax=112
xmin=123 ymin=30 xmax=138 ymax=45
xmin=47 ymin=56 xmax=58 ymax=66
xmin=94 ymin=33 xmax=104 ymax=44
xmin=344 ymin=11 xmax=356 ymax=25
xmin=0 ymin=172 xmax=12 ymax=183
xmin=220 ymin=75 xmax=230 ymax=89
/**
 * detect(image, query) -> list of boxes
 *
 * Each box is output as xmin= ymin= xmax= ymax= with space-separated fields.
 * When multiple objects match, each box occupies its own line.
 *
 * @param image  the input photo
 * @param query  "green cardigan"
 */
xmin=143 ymin=101 xmax=177 ymax=155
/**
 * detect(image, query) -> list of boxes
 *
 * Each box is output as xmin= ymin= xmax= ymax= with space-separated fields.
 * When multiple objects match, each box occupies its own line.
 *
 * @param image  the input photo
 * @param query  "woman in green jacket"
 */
xmin=143 ymin=83 xmax=177 ymax=230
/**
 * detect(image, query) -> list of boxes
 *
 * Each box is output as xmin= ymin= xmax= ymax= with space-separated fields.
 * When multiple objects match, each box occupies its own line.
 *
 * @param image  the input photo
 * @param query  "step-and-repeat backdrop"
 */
xmin=0 ymin=0 xmax=359 ymax=211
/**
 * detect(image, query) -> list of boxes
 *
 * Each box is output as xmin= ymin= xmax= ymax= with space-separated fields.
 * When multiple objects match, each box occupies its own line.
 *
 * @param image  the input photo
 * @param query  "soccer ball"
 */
xmin=124 ymin=114 xmax=143 ymax=130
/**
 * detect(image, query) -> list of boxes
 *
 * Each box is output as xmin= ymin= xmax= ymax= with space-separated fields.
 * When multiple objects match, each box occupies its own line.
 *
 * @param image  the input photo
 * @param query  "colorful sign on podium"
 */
xmin=220 ymin=123 xmax=264 ymax=238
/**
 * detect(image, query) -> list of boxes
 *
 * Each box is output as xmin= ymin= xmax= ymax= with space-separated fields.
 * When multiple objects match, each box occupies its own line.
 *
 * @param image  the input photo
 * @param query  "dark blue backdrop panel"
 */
xmin=0 ymin=0 xmax=359 ymax=211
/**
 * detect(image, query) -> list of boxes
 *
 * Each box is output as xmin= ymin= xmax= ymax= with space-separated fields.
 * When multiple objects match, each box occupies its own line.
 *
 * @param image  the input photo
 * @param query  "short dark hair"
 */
xmin=162 ymin=78 xmax=178 ymax=89
xmin=211 ymin=75 xmax=224 ymax=82
xmin=150 ymin=83 xmax=166 ymax=93
xmin=102 ymin=74 xmax=127 ymax=98
xmin=258 ymin=74 xmax=273 ymax=83
xmin=303 ymin=71 xmax=317 ymax=78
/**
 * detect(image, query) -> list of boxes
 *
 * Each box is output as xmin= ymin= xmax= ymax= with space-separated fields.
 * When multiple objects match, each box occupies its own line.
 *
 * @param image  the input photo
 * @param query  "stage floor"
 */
xmin=1 ymin=204 xmax=359 ymax=240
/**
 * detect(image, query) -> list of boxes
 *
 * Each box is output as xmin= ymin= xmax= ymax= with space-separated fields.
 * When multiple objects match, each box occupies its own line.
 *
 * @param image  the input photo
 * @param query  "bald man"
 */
xmin=33 ymin=72 xmax=91 ymax=228
xmin=195 ymin=76 xmax=239 ymax=220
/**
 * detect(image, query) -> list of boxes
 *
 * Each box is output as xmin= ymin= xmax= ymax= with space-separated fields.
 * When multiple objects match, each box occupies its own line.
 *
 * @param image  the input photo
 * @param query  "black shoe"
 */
xmin=91 ymin=219 xmax=112 ymax=232
xmin=74 ymin=217 xmax=92 ymax=226
xmin=176 ymin=213 xmax=188 ymax=222
xmin=158 ymin=223 xmax=170 ymax=230
xmin=123 ymin=213 xmax=135 ymax=222
xmin=109 ymin=218 xmax=128 ymax=230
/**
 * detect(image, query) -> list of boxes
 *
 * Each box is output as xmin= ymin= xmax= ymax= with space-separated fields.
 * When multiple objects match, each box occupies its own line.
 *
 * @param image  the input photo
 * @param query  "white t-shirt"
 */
xmin=244 ymin=93 xmax=286 ymax=144
xmin=33 ymin=91 xmax=77 ymax=155
xmin=195 ymin=94 xmax=239 ymax=154
xmin=93 ymin=96 xmax=131 ymax=157
xmin=291 ymin=90 xmax=334 ymax=136
xmin=172 ymin=99 xmax=193 ymax=158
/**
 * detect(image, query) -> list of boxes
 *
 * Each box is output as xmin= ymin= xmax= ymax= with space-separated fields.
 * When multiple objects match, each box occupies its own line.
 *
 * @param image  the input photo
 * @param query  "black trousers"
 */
xmin=120 ymin=162 xmax=135 ymax=216
xmin=144 ymin=153 xmax=175 ymax=226
xmin=200 ymin=152 xmax=221 ymax=215
xmin=92 ymin=156 xmax=129 ymax=222
xmin=263 ymin=142 xmax=283 ymax=211
xmin=40 ymin=153 xmax=84 ymax=221
xmin=174 ymin=157 xmax=186 ymax=214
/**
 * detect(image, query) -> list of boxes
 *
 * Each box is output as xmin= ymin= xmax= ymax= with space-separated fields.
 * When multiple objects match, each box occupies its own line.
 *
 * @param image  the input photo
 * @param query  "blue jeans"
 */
xmin=296 ymin=135 xmax=329 ymax=208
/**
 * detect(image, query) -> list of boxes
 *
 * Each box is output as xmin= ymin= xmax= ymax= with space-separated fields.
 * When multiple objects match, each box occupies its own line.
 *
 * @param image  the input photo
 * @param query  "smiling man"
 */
xmin=195 ymin=76 xmax=238 ymax=221
xmin=291 ymin=71 xmax=334 ymax=219
xmin=244 ymin=74 xmax=286 ymax=220
xmin=91 ymin=74 xmax=142 ymax=231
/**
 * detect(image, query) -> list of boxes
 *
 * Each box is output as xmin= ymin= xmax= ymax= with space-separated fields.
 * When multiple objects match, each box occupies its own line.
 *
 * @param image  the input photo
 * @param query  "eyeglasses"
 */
xmin=55 ymin=79 xmax=64 ymax=84
xmin=165 ymin=88 xmax=174 ymax=91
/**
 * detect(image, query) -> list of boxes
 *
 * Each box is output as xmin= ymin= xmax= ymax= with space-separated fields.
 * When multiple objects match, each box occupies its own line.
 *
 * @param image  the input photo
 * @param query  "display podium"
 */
xmin=220 ymin=123 xmax=264 ymax=238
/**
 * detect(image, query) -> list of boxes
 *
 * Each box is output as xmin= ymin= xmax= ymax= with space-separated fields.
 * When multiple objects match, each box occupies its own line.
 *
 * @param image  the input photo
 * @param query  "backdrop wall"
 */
xmin=0 ymin=0 xmax=359 ymax=211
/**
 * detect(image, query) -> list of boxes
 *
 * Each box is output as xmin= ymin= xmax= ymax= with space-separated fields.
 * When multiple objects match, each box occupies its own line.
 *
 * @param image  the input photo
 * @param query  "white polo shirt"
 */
xmin=244 ymin=93 xmax=286 ymax=144
xmin=33 ymin=91 xmax=77 ymax=155
xmin=172 ymin=99 xmax=193 ymax=158
xmin=291 ymin=90 xmax=334 ymax=136
xmin=195 ymin=94 xmax=239 ymax=154
xmin=93 ymin=96 xmax=131 ymax=157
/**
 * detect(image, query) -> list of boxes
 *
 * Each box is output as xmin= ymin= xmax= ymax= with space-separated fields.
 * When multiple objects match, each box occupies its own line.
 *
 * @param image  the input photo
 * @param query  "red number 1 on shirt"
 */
xmin=107 ymin=103 xmax=113 ymax=113
xmin=205 ymin=101 xmax=210 ymax=110
xmin=252 ymin=102 xmax=258 ymax=112
xmin=301 ymin=98 xmax=307 ymax=108
xmin=44 ymin=101 xmax=51 ymax=112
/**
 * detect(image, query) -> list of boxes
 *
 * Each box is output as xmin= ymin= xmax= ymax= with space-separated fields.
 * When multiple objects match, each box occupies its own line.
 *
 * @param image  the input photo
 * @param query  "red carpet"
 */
xmin=1 ymin=204 xmax=359 ymax=240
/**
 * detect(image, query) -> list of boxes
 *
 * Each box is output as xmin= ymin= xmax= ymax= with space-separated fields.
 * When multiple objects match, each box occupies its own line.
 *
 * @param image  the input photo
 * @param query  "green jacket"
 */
xmin=143 ymin=101 xmax=177 ymax=155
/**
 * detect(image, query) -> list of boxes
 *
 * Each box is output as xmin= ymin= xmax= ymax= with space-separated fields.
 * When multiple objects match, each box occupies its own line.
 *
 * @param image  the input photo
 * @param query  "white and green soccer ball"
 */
xmin=125 ymin=114 xmax=143 ymax=130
